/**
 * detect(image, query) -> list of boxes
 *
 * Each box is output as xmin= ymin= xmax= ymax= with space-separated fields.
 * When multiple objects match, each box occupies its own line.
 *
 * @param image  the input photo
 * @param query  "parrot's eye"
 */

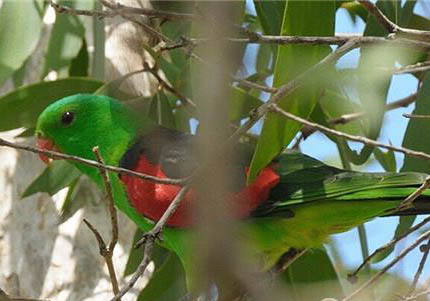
xmin=61 ymin=111 xmax=75 ymax=125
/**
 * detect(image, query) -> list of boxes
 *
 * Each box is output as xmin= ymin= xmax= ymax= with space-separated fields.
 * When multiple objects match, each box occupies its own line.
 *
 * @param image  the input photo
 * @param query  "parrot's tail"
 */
xmin=384 ymin=196 xmax=430 ymax=216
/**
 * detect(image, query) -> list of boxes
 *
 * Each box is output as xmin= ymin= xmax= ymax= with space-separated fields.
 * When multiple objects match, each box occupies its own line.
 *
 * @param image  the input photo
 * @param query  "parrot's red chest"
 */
xmin=120 ymin=155 xmax=280 ymax=227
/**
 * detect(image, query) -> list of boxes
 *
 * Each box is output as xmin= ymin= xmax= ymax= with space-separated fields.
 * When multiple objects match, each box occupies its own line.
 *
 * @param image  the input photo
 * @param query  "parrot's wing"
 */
xmin=252 ymin=151 xmax=430 ymax=217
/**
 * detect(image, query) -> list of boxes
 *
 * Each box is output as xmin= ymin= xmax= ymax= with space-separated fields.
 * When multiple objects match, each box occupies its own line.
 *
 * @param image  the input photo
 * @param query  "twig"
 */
xmin=51 ymin=0 xmax=194 ymax=21
xmin=402 ymin=288 xmax=430 ymax=301
xmin=403 ymin=113 xmax=430 ymax=119
xmin=342 ymin=229 xmax=430 ymax=301
xmin=0 ymin=138 xmax=185 ymax=185
xmin=329 ymin=93 xmax=417 ymax=125
xmin=232 ymin=76 xmax=277 ymax=94
xmin=393 ymin=60 xmax=430 ymax=75
xmin=357 ymin=0 xmax=398 ymax=34
xmin=269 ymin=103 xmax=430 ymax=163
xmin=348 ymin=215 xmax=430 ymax=280
xmin=143 ymin=62 xmax=196 ymax=107
xmin=135 ymin=186 xmax=190 ymax=248
xmin=226 ymin=39 xmax=362 ymax=144
xmin=83 ymin=218 xmax=120 ymax=299
xmin=92 ymin=147 xmax=120 ymax=296
xmin=407 ymin=238 xmax=430 ymax=296
xmin=358 ymin=0 xmax=430 ymax=39
xmin=398 ymin=176 xmax=430 ymax=211
xmin=271 ymin=248 xmax=308 ymax=275
xmin=111 ymin=186 xmax=190 ymax=301
xmin=99 ymin=0 xmax=195 ymax=21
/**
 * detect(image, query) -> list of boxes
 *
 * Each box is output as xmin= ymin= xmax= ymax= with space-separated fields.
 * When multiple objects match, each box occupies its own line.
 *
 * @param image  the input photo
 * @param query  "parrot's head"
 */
xmin=35 ymin=94 xmax=138 ymax=171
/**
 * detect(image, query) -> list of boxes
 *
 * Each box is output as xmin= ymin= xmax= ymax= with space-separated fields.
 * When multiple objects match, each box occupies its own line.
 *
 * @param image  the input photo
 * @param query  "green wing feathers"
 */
xmin=255 ymin=152 xmax=430 ymax=217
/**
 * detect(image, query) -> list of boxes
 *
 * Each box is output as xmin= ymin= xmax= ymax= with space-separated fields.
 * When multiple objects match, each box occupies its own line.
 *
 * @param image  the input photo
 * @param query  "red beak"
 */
xmin=36 ymin=137 xmax=57 ymax=164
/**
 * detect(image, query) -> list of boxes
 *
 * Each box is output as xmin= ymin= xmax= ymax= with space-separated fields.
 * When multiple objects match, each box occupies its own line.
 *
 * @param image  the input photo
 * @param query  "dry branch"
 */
xmin=0 ymin=138 xmax=185 ymax=185
xmin=111 ymin=186 xmax=190 ymax=301
xmin=270 ymin=104 xmax=430 ymax=163
xmin=329 ymin=93 xmax=417 ymax=125
xmin=343 ymin=229 xmax=430 ymax=301
xmin=349 ymin=215 xmax=430 ymax=279
xmin=92 ymin=147 xmax=121 ymax=297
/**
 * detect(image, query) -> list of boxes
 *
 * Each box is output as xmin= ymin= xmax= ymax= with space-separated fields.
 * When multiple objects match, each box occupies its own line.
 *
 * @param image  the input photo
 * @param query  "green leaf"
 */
xmin=248 ymin=1 xmax=335 ymax=182
xmin=253 ymin=0 xmax=285 ymax=35
xmin=371 ymin=216 xmax=415 ymax=263
xmin=94 ymin=71 xmax=141 ymax=100
xmin=282 ymin=248 xmax=344 ymax=301
xmin=0 ymin=77 xmax=103 ymax=132
xmin=59 ymin=176 xmax=100 ymax=224
xmin=69 ymin=39 xmax=89 ymax=77
xmin=399 ymin=0 xmax=417 ymax=27
xmin=401 ymin=73 xmax=430 ymax=173
xmin=150 ymin=91 xmax=176 ymax=129
xmin=378 ymin=73 xmax=430 ymax=262
xmin=256 ymin=44 xmax=273 ymax=73
xmin=374 ymin=147 xmax=396 ymax=172
xmin=350 ymin=1 xmax=401 ymax=164
xmin=318 ymin=89 xmax=364 ymax=136
xmin=43 ymin=0 xmax=91 ymax=77
xmin=124 ymin=230 xmax=171 ymax=276
xmin=22 ymin=161 xmax=80 ymax=198
xmin=338 ymin=1 xmax=368 ymax=23
xmin=0 ymin=0 xmax=43 ymax=85
xmin=138 ymin=253 xmax=187 ymax=301
xmin=229 ymin=87 xmax=263 ymax=121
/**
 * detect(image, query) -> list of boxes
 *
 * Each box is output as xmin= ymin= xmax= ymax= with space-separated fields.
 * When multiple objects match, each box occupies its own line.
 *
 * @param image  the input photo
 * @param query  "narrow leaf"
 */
xmin=23 ymin=161 xmax=80 ymax=198
xmin=0 ymin=0 xmax=43 ymax=85
xmin=248 ymin=1 xmax=335 ymax=182
xmin=0 ymin=77 xmax=103 ymax=132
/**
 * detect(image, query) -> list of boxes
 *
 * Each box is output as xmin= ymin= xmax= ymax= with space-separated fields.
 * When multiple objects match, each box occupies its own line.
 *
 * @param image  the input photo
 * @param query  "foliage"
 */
xmin=1 ymin=0 xmax=430 ymax=300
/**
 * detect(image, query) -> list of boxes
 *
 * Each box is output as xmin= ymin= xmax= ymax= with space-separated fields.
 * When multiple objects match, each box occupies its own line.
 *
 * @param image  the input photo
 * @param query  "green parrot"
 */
xmin=35 ymin=94 xmax=430 ymax=290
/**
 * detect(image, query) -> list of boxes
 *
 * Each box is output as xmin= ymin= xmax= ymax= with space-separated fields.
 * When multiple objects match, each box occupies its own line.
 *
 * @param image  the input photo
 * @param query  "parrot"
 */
xmin=35 ymin=94 xmax=430 ymax=291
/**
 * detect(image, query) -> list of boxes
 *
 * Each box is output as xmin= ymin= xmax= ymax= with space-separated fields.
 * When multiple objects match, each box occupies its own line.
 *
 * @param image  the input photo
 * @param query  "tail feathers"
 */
xmin=384 ymin=197 xmax=430 ymax=217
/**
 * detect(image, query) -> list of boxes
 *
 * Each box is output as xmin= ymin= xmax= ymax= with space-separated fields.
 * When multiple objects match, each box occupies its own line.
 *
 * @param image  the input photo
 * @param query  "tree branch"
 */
xmin=227 ymin=39 xmax=362 ymax=144
xmin=329 ymin=93 xmax=417 ymax=125
xmin=270 ymin=103 xmax=430 ymax=163
xmin=358 ymin=0 xmax=430 ymax=39
xmin=348 ymin=215 xmax=430 ymax=280
xmin=0 ymin=138 xmax=186 ymax=185
xmin=50 ymin=0 xmax=194 ymax=21
xmin=90 ymin=147 xmax=121 ymax=297
xmin=111 ymin=186 xmax=190 ymax=301
xmin=407 ymin=238 xmax=430 ymax=296
xmin=343 ymin=229 xmax=430 ymax=301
